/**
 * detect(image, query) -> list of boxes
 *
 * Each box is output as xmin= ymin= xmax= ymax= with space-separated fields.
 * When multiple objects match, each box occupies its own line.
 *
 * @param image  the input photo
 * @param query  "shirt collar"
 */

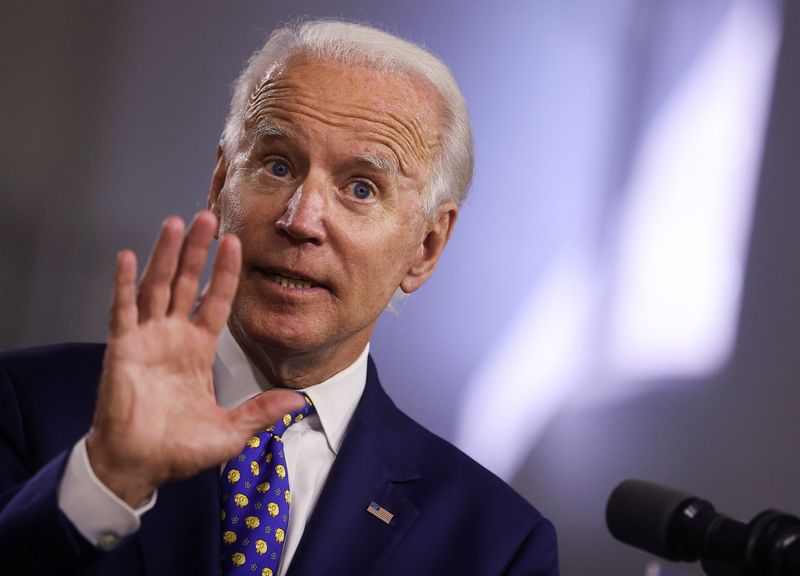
xmin=213 ymin=325 xmax=368 ymax=455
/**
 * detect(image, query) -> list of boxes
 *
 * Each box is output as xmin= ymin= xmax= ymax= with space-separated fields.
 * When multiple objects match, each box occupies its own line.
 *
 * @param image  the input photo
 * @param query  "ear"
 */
xmin=400 ymin=202 xmax=459 ymax=294
xmin=207 ymin=144 xmax=228 ymax=237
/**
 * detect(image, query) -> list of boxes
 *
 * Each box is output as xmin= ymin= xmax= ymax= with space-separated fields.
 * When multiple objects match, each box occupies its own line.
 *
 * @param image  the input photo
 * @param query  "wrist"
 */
xmin=85 ymin=430 xmax=157 ymax=508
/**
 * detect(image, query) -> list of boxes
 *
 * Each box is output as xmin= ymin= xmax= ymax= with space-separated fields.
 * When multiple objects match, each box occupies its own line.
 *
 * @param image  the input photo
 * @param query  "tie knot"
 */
xmin=269 ymin=395 xmax=315 ymax=439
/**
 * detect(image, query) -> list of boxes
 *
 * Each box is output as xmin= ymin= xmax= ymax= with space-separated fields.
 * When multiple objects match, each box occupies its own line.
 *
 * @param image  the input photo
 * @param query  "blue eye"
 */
xmin=350 ymin=181 xmax=374 ymax=200
xmin=268 ymin=160 xmax=291 ymax=178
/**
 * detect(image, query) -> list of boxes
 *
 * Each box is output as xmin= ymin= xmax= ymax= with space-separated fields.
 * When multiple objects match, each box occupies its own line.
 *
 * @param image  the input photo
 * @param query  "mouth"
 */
xmin=259 ymin=268 xmax=327 ymax=291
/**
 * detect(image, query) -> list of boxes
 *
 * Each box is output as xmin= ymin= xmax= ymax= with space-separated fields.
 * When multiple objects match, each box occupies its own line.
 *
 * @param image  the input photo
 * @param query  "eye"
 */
xmin=348 ymin=181 xmax=375 ymax=200
xmin=266 ymin=159 xmax=291 ymax=178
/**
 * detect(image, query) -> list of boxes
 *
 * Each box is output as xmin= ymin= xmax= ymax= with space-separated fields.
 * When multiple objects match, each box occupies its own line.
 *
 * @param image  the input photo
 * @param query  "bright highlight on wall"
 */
xmin=456 ymin=0 xmax=782 ymax=481
xmin=606 ymin=0 xmax=780 ymax=388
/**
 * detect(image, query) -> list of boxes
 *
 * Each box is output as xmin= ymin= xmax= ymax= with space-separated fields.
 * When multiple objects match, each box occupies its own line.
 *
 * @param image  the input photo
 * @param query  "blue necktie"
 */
xmin=219 ymin=395 xmax=315 ymax=576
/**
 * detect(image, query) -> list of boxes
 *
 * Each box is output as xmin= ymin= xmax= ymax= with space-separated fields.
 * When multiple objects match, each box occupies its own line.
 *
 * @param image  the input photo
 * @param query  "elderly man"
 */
xmin=0 ymin=20 xmax=558 ymax=576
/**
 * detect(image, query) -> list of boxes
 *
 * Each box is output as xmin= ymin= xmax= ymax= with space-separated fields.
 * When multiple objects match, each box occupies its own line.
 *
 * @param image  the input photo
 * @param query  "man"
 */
xmin=0 ymin=19 xmax=558 ymax=575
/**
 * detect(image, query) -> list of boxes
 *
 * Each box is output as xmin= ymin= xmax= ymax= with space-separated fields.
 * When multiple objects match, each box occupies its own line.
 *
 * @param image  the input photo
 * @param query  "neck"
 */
xmin=228 ymin=322 xmax=370 ymax=389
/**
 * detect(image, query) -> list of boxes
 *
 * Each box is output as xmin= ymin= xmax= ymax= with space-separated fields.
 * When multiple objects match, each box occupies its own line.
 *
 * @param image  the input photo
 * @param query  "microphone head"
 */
xmin=606 ymin=479 xmax=699 ymax=561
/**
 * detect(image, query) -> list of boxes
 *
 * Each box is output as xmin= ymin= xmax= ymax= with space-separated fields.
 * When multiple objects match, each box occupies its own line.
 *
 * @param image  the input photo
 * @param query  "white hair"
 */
xmin=221 ymin=19 xmax=474 ymax=216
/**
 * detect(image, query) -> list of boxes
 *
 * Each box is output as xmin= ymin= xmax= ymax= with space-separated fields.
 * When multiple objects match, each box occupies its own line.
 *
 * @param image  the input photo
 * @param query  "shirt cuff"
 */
xmin=58 ymin=436 xmax=157 ymax=550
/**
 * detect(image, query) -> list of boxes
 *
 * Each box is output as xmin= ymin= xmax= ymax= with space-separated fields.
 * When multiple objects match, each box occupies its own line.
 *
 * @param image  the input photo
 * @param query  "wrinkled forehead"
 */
xmin=242 ymin=52 xmax=444 ymax=176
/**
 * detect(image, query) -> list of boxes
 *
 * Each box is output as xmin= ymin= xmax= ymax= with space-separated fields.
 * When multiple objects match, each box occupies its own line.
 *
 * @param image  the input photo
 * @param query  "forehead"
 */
xmin=243 ymin=53 xmax=443 ymax=177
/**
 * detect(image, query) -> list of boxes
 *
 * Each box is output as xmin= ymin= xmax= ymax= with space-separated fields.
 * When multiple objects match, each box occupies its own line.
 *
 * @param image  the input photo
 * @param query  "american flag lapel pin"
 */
xmin=367 ymin=501 xmax=394 ymax=524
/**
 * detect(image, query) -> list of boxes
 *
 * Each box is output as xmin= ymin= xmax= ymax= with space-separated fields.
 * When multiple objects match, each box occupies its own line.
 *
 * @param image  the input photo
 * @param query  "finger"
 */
xmin=109 ymin=250 xmax=138 ymax=335
xmin=194 ymin=233 xmax=241 ymax=333
xmin=138 ymin=217 xmax=185 ymax=322
xmin=169 ymin=212 xmax=217 ymax=317
xmin=227 ymin=389 xmax=307 ymax=435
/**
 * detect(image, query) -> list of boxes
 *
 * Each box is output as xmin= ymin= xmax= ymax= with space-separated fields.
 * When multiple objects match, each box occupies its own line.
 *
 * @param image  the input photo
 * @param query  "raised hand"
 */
xmin=85 ymin=212 xmax=304 ymax=507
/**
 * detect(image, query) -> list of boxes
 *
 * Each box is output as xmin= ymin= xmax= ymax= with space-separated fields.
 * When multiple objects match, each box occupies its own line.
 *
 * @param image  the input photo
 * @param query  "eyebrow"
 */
xmin=252 ymin=122 xmax=295 ymax=141
xmin=355 ymin=153 xmax=399 ymax=176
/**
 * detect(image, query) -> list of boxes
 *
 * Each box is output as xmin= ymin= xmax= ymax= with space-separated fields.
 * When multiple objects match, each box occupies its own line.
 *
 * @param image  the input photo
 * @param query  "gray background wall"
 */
xmin=2 ymin=2 xmax=799 ymax=574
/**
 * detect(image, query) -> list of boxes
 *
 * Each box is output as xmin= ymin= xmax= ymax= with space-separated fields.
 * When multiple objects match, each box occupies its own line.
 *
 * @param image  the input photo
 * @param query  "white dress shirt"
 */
xmin=58 ymin=326 xmax=368 ymax=575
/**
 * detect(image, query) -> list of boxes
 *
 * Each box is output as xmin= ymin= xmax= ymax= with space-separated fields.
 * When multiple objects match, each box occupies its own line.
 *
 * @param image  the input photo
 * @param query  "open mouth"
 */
xmin=263 ymin=271 xmax=320 ymax=290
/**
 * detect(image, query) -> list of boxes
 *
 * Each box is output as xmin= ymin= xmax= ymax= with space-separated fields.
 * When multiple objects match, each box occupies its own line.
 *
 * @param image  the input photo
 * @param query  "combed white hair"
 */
xmin=221 ymin=19 xmax=474 ymax=216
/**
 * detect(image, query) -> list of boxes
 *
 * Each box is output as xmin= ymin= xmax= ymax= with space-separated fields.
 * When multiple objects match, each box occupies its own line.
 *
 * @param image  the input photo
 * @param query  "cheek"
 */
xmin=219 ymin=185 xmax=275 ymax=240
xmin=381 ymin=213 xmax=425 ymax=258
xmin=218 ymin=188 xmax=246 ymax=237
xmin=217 ymin=166 xmax=261 ymax=237
xmin=362 ymin=224 xmax=423 ymax=282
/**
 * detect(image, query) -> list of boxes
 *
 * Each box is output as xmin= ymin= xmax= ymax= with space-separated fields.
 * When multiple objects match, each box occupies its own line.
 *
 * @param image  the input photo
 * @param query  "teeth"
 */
xmin=268 ymin=273 xmax=313 ymax=290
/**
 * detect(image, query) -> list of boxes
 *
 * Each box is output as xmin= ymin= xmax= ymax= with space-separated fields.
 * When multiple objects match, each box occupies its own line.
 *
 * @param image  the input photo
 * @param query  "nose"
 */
xmin=275 ymin=181 xmax=327 ymax=244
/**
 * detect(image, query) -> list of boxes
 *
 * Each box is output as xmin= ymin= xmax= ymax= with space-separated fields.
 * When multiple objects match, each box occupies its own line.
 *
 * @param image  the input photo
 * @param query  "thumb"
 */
xmin=228 ymin=389 xmax=307 ymax=434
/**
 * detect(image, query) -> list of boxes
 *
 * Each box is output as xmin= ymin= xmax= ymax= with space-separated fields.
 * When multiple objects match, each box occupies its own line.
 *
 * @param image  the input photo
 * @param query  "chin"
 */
xmin=230 ymin=305 xmax=328 ymax=355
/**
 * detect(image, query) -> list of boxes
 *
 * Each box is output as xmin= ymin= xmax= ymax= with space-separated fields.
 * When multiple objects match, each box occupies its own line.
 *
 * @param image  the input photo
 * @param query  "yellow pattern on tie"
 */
xmin=219 ymin=396 xmax=315 ymax=575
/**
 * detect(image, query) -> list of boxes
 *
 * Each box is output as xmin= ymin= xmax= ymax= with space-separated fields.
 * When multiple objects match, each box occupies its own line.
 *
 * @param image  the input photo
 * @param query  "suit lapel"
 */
xmin=137 ymin=467 xmax=221 ymax=576
xmin=286 ymin=358 xmax=420 ymax=576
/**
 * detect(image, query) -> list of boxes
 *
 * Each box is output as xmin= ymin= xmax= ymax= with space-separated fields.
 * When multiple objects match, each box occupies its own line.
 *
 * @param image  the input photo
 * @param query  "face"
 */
xmin=209 ymin=54 xmax=457 ymax=371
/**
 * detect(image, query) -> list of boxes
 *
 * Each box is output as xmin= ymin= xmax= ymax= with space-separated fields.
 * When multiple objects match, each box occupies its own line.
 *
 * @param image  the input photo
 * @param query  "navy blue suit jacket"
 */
xmin=0 ymin=343 xmax=558 ymax=575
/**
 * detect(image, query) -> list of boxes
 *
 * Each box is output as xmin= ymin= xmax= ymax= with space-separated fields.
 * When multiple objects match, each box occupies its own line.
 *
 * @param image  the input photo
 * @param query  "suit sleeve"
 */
xmin=502 ymin=516 xmax=560 ymax=576
xmin=0 ymin=359 xmax=104 ymax=575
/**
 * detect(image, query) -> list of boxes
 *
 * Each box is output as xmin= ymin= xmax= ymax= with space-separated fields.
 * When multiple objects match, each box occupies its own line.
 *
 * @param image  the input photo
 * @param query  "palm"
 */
xmin=87 ymin=213 xmax=303 ymax=506
xmin=104 ymin=318 xmax=224 ymax=471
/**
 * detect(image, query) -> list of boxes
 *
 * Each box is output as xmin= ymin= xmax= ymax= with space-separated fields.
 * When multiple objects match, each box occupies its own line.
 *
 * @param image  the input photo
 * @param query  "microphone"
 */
xmin=605 ymin=479 xmax=800 ymax=575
